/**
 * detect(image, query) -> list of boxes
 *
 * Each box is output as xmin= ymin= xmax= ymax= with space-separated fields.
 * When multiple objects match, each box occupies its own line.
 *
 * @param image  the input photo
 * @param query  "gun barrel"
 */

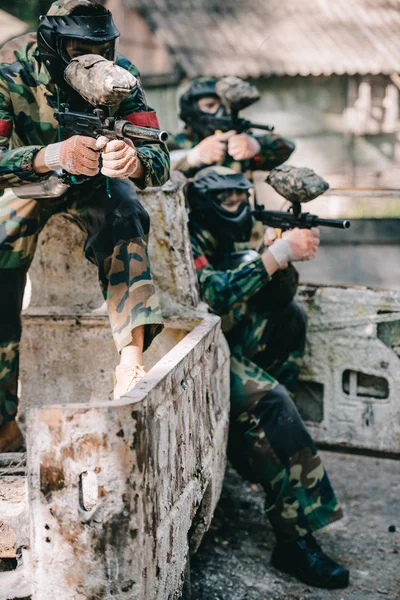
xmin=247 ymin=121 xmax=275 ymax=132
xmin=121 ymin=121 xmax=169 ymax=143
xmin=314 ymin=217 xmax=351 ymax=229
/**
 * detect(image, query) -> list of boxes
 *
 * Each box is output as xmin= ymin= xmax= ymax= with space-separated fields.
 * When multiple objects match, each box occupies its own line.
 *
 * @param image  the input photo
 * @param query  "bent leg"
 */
xmin=251 ymin=300 xmax=307 ymax=394
xmin=229 ymin=354 xmax=342 ymax=542
xmin=69 ymin=178 xmax=163 ymax=353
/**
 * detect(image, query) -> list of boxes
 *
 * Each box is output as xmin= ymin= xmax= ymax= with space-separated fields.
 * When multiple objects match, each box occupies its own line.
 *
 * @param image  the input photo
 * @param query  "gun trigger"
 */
xmin=214 ymin=130 xmax=222 ymax=135
xmin=275 ymin=228 xmax=283 ymax=239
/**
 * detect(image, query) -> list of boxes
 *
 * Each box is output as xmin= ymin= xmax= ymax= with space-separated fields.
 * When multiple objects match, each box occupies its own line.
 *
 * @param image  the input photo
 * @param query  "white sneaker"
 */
xmin=113 ymin=364 xmax=146 ymax=400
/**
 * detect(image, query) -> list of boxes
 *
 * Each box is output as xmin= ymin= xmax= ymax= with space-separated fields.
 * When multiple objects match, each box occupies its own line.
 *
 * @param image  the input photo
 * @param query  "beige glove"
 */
xmin=96 ymin=136 xmax=142 ymax=178
xmin=186 ymin=131 xmax=235 ymax=167
xmin=44 ymin=135 xmax=100 ymax=176
xmin=227 ymin=133 xmax=261 ymax=160
xmin=268 ymin=227 xmax=320 ymax=268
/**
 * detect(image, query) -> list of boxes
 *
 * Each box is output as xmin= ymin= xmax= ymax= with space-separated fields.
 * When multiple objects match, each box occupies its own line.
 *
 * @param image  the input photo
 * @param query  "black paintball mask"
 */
xmin=37 ymin=0 xmax=120 ymax=91
xmin=188 ymin=167 xmax=254 ymax=243
xmin=179 ymin=77 xmax=229 ymax=138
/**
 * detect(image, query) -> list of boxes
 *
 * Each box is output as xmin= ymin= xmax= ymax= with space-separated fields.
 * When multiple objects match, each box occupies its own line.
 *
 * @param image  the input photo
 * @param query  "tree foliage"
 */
xmin=0 ymin=0 xmax=53 ymax=27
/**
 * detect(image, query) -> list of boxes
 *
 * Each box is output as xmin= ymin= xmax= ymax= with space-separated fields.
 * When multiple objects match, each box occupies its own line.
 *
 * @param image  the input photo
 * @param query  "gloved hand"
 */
xmin=96 ymin=136 xmax=142 ymax=178
xmin=227 ymin=133 xmax=261 ymax=160
xmin=268 ymin=227 xmax=320 ymax=268
xmin=44 ymin=135 xmax=100 ymax=176
xmin=186 ymin=131 xmax=235 ymax=167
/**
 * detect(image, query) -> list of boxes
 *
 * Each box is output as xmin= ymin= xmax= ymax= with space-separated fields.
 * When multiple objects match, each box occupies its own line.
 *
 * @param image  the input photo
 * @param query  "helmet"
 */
xmin=188 ymin=166 xmax=254 ymax=242
xmin=179 ymin=77 xmax=228 ymax=138
xmin=37 ymin=0 xmax=120 ymax=89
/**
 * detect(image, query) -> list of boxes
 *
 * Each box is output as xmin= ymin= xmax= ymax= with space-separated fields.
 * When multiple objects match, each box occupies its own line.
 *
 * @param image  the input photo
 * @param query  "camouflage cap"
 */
xmin=47 ymin=0 xmax=95 ymax=16
xmin=267 ymin=165 xmax=329 ymax=203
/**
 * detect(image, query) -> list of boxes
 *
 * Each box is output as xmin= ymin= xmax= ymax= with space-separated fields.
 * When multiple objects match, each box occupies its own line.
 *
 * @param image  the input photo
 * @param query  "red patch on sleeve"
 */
xmin=194 ymin=256 xmax=209 ymax=271
xmin=124 ymin=112 xmax=160 ymax=128
xmin=252 ymin=154 xmax=263 ymax=169
xmin=0 ymin=120 xmax=12 ymax=138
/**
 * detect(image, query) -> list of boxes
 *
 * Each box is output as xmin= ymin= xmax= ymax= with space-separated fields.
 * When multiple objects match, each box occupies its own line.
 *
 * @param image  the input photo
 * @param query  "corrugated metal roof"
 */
xmin=0 ymin=10 xmax=28 ymax=46
xmin=131 ymin=0 xmax=400 ymax=77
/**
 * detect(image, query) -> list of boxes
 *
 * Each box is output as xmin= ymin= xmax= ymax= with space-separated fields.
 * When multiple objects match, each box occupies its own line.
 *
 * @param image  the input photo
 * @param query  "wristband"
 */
xmin=186 ymin=146 xmax=203 ymax=167
xmin=268 ymin=238 xmax=292 ymax=268
xmin=44 ymin=142 xmax=63 ymax=170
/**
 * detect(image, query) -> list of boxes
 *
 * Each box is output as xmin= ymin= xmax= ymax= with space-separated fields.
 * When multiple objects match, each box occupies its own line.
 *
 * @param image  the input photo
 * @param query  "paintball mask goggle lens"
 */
xmin=215 ymin=189 xmax=250 ymax=210
xmin=62 ymin=38 xmax=117 ymax=62
xmin=196 ymin=96 xmax=221 ymax=115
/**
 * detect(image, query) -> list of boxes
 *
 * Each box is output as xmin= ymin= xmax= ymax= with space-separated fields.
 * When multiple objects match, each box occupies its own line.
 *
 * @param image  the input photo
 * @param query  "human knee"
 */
xmin=255 ymin=384 xmax=300 ymax=423
xmin=108 ymin=180 xmax=150 ymax=241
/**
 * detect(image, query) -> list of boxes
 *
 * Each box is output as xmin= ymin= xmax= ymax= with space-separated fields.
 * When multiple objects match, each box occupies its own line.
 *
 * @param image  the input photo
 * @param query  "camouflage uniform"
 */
xmin=0 ymin=30 xmax=170 ymax=426
xmin=190 ymin=218 xmax=343 ymax=541
xmin=169 ymin=129 xmax=295 ymax=178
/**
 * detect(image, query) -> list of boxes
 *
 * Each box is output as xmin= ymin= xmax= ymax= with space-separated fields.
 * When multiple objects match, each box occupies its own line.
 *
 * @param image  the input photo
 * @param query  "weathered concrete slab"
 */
xmin=296 ymin=284 xmax=400 ymax=454
xmin=25 ymin=314 xmax=230 ymax=600
xmin=191 ymin=451 xmax=400 ymax=600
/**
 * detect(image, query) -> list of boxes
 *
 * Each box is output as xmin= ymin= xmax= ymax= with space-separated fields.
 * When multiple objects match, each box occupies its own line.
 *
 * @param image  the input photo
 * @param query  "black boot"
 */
xmin=271 ymin=533 xmax=349 ymax=589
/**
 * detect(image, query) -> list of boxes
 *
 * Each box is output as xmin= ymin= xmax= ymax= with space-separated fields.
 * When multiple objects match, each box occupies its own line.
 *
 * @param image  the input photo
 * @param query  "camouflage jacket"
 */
xmin=190 ymin=217 xmax=299 ymax=332
xmin=169 ymin=130 xmax=295 ymax=177
xmin=0 ymin=33 xmax=170 ymax=190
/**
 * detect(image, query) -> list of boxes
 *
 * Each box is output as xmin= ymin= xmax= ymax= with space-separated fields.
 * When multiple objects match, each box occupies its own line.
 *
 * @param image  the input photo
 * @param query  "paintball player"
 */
xmin=169 ymin=76 xmax=295 ymax=177
xmin=187 ymin=166 xmax=350 ymax=590
xmin=0 ymin=0 xmax=170 ymax=452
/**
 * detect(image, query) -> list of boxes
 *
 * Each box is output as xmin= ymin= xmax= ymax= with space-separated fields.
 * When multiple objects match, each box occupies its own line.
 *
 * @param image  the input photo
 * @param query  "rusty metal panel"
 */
xmin=26 ymin=315 xmax=230 ymax=600
xmin=297 ymin=284 xmax=400 ymax=454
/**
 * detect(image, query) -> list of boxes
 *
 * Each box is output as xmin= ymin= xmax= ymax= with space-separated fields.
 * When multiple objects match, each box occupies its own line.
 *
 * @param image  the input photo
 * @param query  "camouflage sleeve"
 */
xmin=0 ymin=74 xmax=45 ymax=188
xmin=249 ymin=132 xmax=296 ymax=171
xmin=190 ymin=225 xmax=271 ymax=315
xmin=168 ymin=132 xmax=199 ymax=177
xmin=117 ymin=63 xmax=170 ymax=189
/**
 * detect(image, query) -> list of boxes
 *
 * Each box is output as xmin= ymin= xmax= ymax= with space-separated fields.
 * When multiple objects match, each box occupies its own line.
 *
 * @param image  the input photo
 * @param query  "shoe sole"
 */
xmin=271 ymin=560 xmax=350 ymax=589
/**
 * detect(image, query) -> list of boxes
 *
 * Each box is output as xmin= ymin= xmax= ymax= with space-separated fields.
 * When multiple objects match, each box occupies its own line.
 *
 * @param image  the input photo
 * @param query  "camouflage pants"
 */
xmin=0 ymin=177 xmax=163 ymax=425
xmin=226 ymin=301 xmax=343 ymax=541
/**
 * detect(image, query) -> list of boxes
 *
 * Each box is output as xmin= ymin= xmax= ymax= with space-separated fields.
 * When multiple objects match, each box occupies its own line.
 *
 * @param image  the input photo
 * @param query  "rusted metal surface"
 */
xmin=0 ymin=476 xmax=28 ymax=559
xmin=26 ymin=315 xmax=230 ymax=600
xmin=296 ymin=283 xmax=400 ymax=454
xmin=6 ymin=175 xmax=230 ymax=600
xmin=19 ymin=314 xmax=198 ymax=410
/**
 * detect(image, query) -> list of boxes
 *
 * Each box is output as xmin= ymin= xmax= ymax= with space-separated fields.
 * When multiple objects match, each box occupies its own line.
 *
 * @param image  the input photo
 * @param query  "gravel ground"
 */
xmin=190 ymin=451 xmax=400 ymax=600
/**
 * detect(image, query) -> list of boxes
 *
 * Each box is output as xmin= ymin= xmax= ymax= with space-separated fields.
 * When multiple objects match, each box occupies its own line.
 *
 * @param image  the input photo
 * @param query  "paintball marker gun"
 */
xmin=14 ymin=55 xmax=168 ymax=199
xmin=253 ymin=165 xmax=351 ymax=231
xmin=55 ymin=54 xmax=169 ymax=145
xmin=201 ymin=76 xmax=274 ymax=134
